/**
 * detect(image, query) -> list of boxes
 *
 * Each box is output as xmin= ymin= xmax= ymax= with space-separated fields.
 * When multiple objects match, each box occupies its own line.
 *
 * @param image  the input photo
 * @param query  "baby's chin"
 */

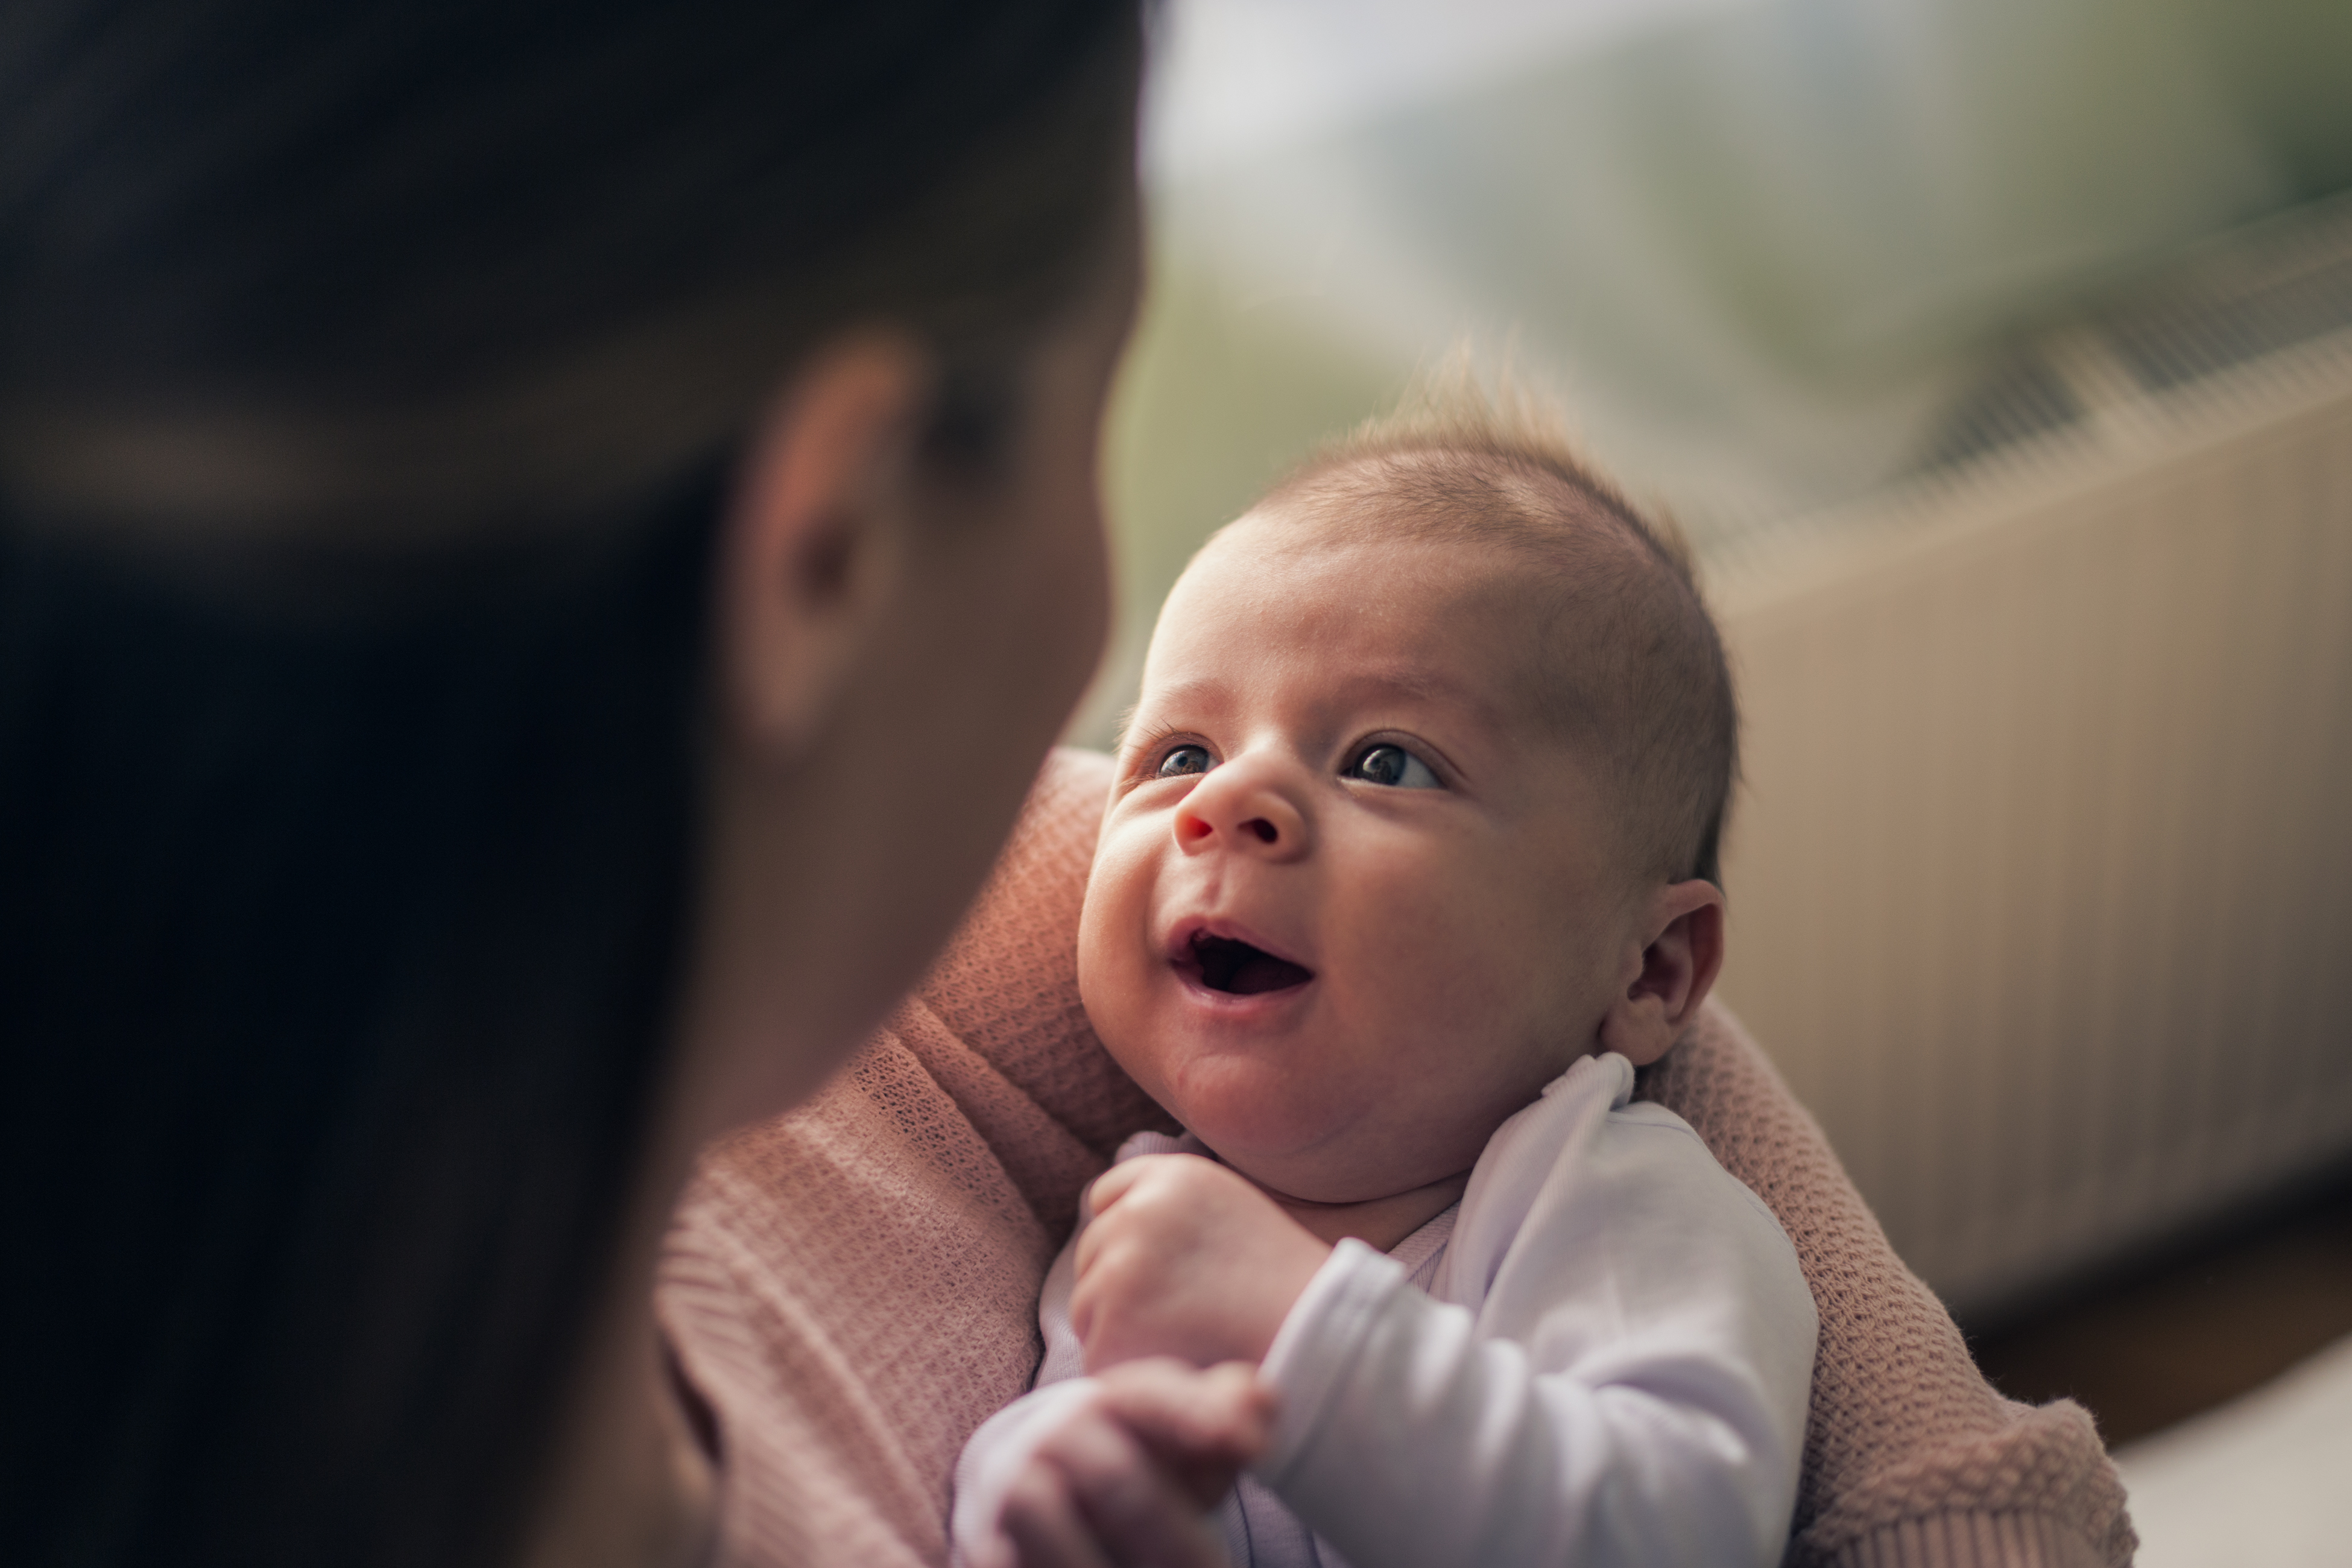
xmin=1149 ymin=1054 xmax=1347 ymax=1146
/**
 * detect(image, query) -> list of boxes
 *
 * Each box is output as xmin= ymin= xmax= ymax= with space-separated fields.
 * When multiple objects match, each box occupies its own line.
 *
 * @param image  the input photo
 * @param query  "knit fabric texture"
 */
xmin=657 ymin=748 xmax=2136 ymax=1567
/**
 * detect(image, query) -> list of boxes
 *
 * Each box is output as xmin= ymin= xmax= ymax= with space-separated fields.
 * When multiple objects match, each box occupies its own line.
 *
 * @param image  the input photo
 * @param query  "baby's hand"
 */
xmin=1071 ymin=1154 xmax=1331 ymax=1373
xmin=988 ymin=1358 xmax=1272 ymax=1568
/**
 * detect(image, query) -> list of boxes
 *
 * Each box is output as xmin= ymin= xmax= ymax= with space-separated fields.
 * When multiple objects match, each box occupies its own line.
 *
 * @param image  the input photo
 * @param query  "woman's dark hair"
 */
xmin=0 ymin=3 xmax=1139 ymax=1564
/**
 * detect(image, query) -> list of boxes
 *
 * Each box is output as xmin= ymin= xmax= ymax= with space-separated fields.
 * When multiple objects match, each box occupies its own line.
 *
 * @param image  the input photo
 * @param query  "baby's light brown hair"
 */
xmin=1260 ymin=364 xmax=1737 ymax=889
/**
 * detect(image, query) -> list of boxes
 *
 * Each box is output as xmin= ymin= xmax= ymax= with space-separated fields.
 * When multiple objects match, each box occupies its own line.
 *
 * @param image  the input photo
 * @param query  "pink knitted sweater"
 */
xmin=657 ymin=749 xmax=2135 ymax=1567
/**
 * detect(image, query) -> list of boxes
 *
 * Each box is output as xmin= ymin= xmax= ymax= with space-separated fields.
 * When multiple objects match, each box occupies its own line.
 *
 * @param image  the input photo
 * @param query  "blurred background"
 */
xmin=1089 ymin=2 xmax=2352 ymax=1561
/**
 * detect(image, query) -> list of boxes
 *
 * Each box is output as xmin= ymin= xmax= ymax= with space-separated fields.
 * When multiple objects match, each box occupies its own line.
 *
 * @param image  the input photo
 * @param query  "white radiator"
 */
xmin=1706 ymin=204 xmax=2352 ymax=1320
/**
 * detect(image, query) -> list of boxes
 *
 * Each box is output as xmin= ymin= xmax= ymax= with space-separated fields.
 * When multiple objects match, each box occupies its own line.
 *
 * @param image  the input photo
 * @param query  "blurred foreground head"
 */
xmin=0 ymin=2 xmax=1138 ymax=1564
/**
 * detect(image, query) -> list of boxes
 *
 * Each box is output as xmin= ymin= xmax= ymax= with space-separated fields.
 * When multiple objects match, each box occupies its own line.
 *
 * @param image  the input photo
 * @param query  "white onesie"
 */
xmin=953 ymin=1051 xmax=1818 ymax=1568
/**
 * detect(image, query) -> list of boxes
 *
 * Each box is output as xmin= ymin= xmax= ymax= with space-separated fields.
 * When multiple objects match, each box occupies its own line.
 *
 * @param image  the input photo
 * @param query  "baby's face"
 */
xmin=1079 ymin=514 xmax=1639 ymax=1206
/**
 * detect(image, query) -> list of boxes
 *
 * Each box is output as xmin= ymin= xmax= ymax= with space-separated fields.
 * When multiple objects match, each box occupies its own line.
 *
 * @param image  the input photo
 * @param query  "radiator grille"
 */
xmin=1708 ymin=200 xmax=2352 ymax=1320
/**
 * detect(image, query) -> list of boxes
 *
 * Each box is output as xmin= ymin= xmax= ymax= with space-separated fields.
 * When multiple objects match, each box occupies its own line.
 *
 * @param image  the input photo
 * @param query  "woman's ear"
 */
xmin=719 ymin=330 xmax=935 ymax=757
xmin=1598 ymin=880 xmax=1727 ymax=1067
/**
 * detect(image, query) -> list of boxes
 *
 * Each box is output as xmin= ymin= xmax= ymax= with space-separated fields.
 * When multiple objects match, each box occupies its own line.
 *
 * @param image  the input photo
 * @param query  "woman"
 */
xmin=0 ymin=1 xmax=1227 ymax=1562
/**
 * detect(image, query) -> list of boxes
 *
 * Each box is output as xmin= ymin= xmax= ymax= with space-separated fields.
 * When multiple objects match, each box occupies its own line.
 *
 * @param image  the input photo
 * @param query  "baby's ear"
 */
xmin=1598 ymin=880 xmax=1725 ymax=1066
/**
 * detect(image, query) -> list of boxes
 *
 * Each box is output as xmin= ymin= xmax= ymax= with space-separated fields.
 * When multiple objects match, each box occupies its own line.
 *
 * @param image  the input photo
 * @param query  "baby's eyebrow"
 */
xmin=1335 ymin=668 xmax=1448 ymax=704
xmin=1323 ymin=665 xmax=1501 ymax=724
xmin=1120 ymin=677 xmax=1235 ymax=744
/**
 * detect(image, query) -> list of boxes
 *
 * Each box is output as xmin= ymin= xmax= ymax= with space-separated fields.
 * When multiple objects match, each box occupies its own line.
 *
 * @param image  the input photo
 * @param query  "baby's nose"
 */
xmin=1174 ymin=765 xmax=1309 ymax=860
xmin=1181 ymin=813 xmax=1280 ymax=847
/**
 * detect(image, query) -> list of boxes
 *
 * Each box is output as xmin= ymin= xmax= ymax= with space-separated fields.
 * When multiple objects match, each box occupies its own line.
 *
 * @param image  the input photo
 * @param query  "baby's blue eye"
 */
xmin=1157 ymin=744 xmax=1215 ymax=779
xmin=1347 ymin=744 xmax=1440 ymax=789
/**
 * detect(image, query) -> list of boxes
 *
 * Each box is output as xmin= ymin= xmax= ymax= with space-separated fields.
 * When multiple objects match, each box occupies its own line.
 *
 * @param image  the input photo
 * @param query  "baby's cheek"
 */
xmin=1079 ymin=955 xmax=1171 ymax=1105
xmin=1407 ymin=879 xmax=1581 ymax=1022
xmin=1346 ymin=916 xmax=1513 ymax=1038
xmin=1075 ymin=850 xmax=1148 ymax=1019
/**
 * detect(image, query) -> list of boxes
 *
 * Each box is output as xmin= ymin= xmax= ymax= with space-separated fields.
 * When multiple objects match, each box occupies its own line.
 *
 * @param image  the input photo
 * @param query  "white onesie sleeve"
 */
xmin=952 ymin=1055 xmax=1816 ymax=1568
xmin=1256 ymin=1053 xmax=1815 ymax=1568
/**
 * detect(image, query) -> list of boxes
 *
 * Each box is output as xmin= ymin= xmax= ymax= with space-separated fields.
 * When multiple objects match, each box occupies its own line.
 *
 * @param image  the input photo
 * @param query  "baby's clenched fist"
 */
xmin=1070 ymin=1154 xmax=1331 ymax=1373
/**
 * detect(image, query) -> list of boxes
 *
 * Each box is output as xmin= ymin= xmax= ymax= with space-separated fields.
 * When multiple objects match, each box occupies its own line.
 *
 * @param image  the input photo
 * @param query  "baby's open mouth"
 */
xmin=1186 ymin=932 xmax=1314 ymax=996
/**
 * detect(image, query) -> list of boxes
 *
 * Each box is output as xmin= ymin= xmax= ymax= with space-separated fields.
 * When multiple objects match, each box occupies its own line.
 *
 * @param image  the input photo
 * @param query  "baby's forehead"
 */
xmin=1206 ymin=490 xmax=1627 ymax=633
xmin=1181 ymin=513 xmax=1529 ymax=636
xmin=1155 ymin=513 xmax=1588 ymax=721
xmin=1198 ymin=499 xmax=1551 ymax=595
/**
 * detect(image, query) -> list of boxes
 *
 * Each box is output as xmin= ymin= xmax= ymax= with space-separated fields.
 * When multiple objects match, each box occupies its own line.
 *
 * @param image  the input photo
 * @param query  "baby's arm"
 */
xmin=1258 ymin=1250 xmax=1807 ymax=1565
xmin=1071 ymin=1130 xmax=1817 ymax=1568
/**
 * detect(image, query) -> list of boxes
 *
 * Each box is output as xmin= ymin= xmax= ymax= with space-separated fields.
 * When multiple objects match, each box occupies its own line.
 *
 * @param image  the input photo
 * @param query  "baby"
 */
xmin=953 ymin=386 xmax=1818 ymax=1568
